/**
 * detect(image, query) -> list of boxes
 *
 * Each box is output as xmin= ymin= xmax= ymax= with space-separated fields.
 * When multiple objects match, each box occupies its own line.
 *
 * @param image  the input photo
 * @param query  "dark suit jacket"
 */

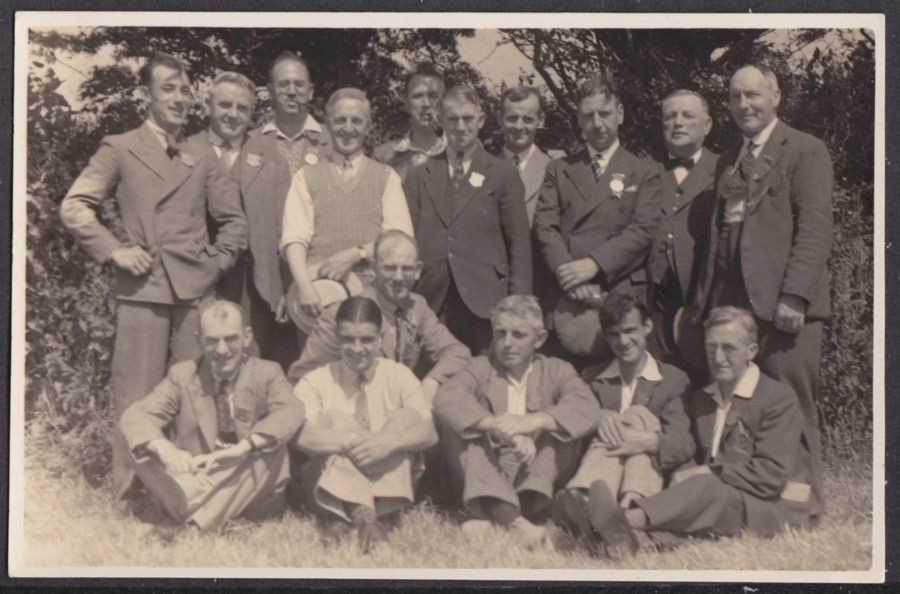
xmin=692 ymin=120 xmax=833 ymax=322
xmin=648 ymin=148 xmax=719 ymax=307
xmin=533 ymin=144 xmax=662 ymax=305
xmin=61 ymin=122 xmax=247 ymax=304
xmin=581 ymin=359 xmax=695 ymax=471
xmin=434 ymin=354 xmax=600 ymax=442
xmin=120 ymin=356 xmax=305 ymax=456
xmin=404 ymin=145 xmax=532 ymax=319
xmin=502 ymin=146 xmax=551 ymax=226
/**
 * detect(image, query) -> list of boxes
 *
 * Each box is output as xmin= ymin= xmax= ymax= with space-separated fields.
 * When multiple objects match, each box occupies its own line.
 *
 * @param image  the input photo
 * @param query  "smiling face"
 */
xmin=729 ymin=66 xmax=780 ymax=137
xmin=501 ymin=94 xmax=544 ymax=155
xmin=441 ymin=98 xmax=485 ymax=153
xmin=704 ymin=321 xmax=759 ymax=386
xmin=326 ymin=97 xmax=370 ymax=157
xmin=603 ymin=307 xmax=652 ymax=365
xmin=337 ymin=320 xmax=382 ymax=374
xmin=406 ymin=75 xmax=444 ymax=130
xmin=208 ymin=81 xmax=255 ymax=143
xmin=577 ymin=92 xmax=623 ymax=153
xmin=270 ymin=58 xmax=312 ymax=118
xmin=144 ymin=64 xmax=192 ymax=134
xmin=374 ymin=238 xmax=422 ymax=307
xmin=491 ymin=312 xmax=547 ymax=376
xmin=199 ymin=307 xmax=252 ymax=379
xmin=662 ymin=93 xmax=711 ymax=158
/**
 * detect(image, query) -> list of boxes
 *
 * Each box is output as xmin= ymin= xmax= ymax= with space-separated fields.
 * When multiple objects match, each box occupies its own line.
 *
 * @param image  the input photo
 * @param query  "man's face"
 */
xmin=269 ymin=59 xmax=312 ymax=118
xmin=441 ymin=98 xmax=485 ymax=153
xmin=208 ymin=82 xmax=255 ymax=143
xmin=374 ymin=240 xmax=422 ymax=306
xmin=327 ymin=98 xmax=370 ymax=156
xmin=491 ymin=313 xmax=547 ymax=374
xmin=501 ymin=95 xmax=544 ymax=155
xmin=406 ymin=75 xmax=443 ymax=130
xmin=144 ymin=65 xmax=192 ymax=133
xmin=603 ymin=308 xmax=652 ymax=365
xmin=200 ymin=311 xmax=252 ymax=378
xmin=338 ymin=321 xmax=382 ymax=374
xmin=729 ymin=66 xmax=780 ymax=137
xmin=704 ymin=321 xmax=759 ymax=385
xmin=662 ymin=94 xmax=711 ymax=156
xmin=577 ymin=92 xmax=623 ymax=152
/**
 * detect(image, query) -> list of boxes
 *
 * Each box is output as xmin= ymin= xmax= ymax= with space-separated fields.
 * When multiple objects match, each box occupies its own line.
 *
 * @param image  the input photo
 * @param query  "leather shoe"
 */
xmin=588 ymin=480 xmax=639 ymax=558
xmin=551 ymin=488 xmax=592 ymax=537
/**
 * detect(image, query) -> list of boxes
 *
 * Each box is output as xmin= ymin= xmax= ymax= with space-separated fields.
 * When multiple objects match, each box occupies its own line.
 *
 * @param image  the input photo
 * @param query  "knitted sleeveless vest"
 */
xmin=305 ymin=157 xmax=388 ymax=263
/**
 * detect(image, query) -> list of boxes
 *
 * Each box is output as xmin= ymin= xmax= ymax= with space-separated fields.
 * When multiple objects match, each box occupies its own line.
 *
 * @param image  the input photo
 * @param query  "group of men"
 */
xmin=60 ymin=49 xmax=833 ymax=556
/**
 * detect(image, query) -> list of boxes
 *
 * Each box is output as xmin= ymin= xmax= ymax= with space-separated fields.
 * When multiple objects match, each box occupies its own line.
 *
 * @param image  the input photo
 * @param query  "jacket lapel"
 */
xmin=631 ymin=377 xmax=660 ymax=408
xmin=240 ymin=131 xmax=269 ymax=194
xmin=156 ymin=143 xmax=198 ymax=206
xmin=520 ymin=147 xmax=549 ymax=202
xmin=692 ymin=395 xmax=719 ymax=463
xmin=449 ymin=146 xmax=492 ymax=223
xmin=591 ymin=378 xmax=621 ymax=411
xmin=572 ymin=146 xmax=626 ymax=225
xmin=190 ymin=358 xmax=220 ymax=451
xmin=672 ymin=148 xmax=717 ymax=215
xmin=562 ymin=150 xmax=599 ymax=208
xmin=485 ymin=361 xmax=510 ymax=415
xmin=423 ymin=155 xmax=452 ymax=227
xmin=127 ymin=124 xmax=174 ymax=182
xmin=525 ymin=357 xmax=547 ymax=413
xmin=746 ymin=121 xmax=788 ymax=214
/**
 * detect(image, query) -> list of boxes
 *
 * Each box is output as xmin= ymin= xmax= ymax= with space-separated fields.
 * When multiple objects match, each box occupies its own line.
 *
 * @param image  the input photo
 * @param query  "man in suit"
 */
xmin=533 ymin=72 xmax=661 ymax=361
xmin=647 ymin=90 xmax=718 ymax=375
xmin=60 ymin=52 xmax=247 ymax=499
xmin=373 ymin=62 xmax=447 ymax=182
xmin=583 ymin=307 xmax=821 ymax=557
xmin=688 ymin=64 xmax=832 ymax=503
xmin=120 ymin=300 xmax=305 ymax=540
xmin=404 ymin=85 xmax=532 ymax=355
xmin=498 ymin=86 xmax=553 ymax=227
xmin=434 ymin=296 xmax=600 ymax=547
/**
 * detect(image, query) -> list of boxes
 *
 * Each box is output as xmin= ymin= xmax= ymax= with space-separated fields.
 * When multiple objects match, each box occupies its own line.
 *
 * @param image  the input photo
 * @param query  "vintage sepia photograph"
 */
xmin=9 ymin=11 xmax=884 ymax=581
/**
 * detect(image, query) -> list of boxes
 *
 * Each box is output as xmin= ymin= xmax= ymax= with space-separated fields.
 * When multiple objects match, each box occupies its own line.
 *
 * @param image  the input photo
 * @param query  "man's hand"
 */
xmin=318 ymin=248 xmax=359 ymax=282
xmin=773 ymin=294 xmax=806 ymax=334
xmin=491 ymin=414 xmax=542 ymax=443
xmin=148 ymin=440 xmax=198 ymax=475
xmin=556 ymin=258 xmax=600 ymax=291
xmin=510 ymin=434 xmax=536 ymax=465
xmin=421 ymin=378 xmax=440 ymax=404
xmin=274 ymin=295 xmax=290 ymax=324
xmin=346 ymin=433 xmax=397 ymax=474
xmin=596 ymin=409 xmax=627 ymax=448
xmin=193 ymin=439 xmax=253 ymax=474
xmin=297 ymin=283 xmax=323 ymax=318
xmin=566 ymin=283 xmax=605 ymax=305
xmin=671 ymin=464 xmax=712 ymax=484
xmin=619 ymin=491 xmax=640 ymax=509
xmin=110 ymin=245 xmax=153 ymax=277
xmin=604 ymin=428 xmax=660 ymax=457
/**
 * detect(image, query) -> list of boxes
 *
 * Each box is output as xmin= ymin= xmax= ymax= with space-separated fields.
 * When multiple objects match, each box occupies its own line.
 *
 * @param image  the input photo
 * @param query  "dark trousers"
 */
xmin=439 ymin=279 xmax=493 ymax=357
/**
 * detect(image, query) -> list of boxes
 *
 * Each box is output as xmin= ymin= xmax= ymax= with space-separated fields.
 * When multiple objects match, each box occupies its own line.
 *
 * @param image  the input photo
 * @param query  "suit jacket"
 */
xmin=287 ymin=285 xmax=471 ymax=383
xmin=120 ymin=356 xmax=305 ymax=456
xmin=581 ymin=359 xmax=695 ymax=471
xmin=648 ymin=148 xmax=719 ymax=306
xmin=404 ymin=145 xmax=532 ymax=319
xmin=434 ymin=354 xmax=600 ymax=442
xmin=683 ymin=370 xmax=822 ymax=530
xmin=502 ymin=146 xmax=551 ymax=226
xmin=533 ymin=144 xmax=662 ymax=306
xmin=692 ymin=120 xmax=833 ymax=322
xmin=60 ymin=122 xmax=247 ymax=304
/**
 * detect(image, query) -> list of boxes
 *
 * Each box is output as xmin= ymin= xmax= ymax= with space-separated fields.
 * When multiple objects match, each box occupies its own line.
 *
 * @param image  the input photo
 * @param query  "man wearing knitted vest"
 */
xmin=280 ymin=87 xmax=415 ymax=324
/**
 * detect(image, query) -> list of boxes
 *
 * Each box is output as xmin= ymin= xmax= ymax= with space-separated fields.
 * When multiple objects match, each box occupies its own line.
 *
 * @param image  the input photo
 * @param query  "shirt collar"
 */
xmin=208 ymin=128 xmax=243 ymax=151
xmin=703 ymin=362 xmax=760 ymax=406
xmin=598 ymin=352 xmax=662 ymax=383
xmin=504 ymin=362 xmax=534 ymax=392
xmin=144 ymin=118 xmax=177 ymax=150
xmin=261 ymin=115 xmax=323 ymax=141
xmin=337 ymin=358 xmax=379 ymax=388
xmin=330 ymin=151 xmax=366 ymax=169
xmin=587 ymin=137 xmax=620 ymax=163
xmin=392 ymin=131 xmax=448 ymax=156
xmin=209 ymin=355 xmax=247 ymax=389
xmin=374 ymin=285 xmax=412 ymax=320
xmin=503 ymin=143 xmax=536 ymax=166
xmin=745 ymin=117 xmax=779 ymax=149
xmin=449 ymin=142 xmax=478 ymax=166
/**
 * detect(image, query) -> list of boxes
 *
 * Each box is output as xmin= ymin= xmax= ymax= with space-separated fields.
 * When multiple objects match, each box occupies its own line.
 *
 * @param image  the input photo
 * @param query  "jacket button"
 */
xmin=619 ymin=207 xmax=626 ymax=214
xmin=676 ymin=188 xmax=684 ymax=196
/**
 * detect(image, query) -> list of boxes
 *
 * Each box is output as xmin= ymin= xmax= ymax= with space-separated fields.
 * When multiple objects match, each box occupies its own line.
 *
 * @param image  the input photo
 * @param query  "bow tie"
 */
xmin=664 ymin=156 xmax=695 ymax=171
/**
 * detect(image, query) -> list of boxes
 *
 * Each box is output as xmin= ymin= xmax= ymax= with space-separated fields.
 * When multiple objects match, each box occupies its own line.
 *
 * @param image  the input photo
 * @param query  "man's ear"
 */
xmin=535 ymin=328 xmax=549 ymax=349
xmin=414 ymin=260 xmax=424 ymax=281
xmin=242 ymin=326 xmax=254 ymax=350
xmin=748 ymin=341 xmax=760 ymax=361
xmin=538 ymin=112 xmax=546 ymax=128
xmin=772 ymin=88 xmax=782 ymax=110
xmin=616 ymin=102 xmax=625 ymax=126
xmin=136 ymin=85 xmax=151 ymax=104
xmin=476 ymin=111 xmax=486 ymax=131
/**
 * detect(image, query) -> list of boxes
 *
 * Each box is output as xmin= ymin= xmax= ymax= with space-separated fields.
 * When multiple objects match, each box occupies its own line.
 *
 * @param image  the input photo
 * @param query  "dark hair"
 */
xmin=501 ymin=85 xmax=543 ymax=115
xmin=268 ymin=50 xmax=310 ymax=83
xmin=599 ymin=293 xmax=650 ymax=330
xmin=406 ymin=62 xmax=444 ymax=95
xmin=441 ymin=84 xmax=482 ymax=112
xmin=336 ymin=296 xmax=383 ymax=330
xmin=138 ymin=51 xmax=186 ymax=87
xmin=577 ymin=69 xmax=621 ymax=105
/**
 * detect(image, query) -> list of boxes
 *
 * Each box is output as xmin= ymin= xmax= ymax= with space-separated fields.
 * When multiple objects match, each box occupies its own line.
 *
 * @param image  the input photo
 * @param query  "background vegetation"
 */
xmin=25 ymin=27 xmax=874 ymax=487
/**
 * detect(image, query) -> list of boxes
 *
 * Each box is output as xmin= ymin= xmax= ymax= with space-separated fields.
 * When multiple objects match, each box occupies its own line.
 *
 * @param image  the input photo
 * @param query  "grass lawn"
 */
xmin=19 ymin=431 xmax=873 ymax=573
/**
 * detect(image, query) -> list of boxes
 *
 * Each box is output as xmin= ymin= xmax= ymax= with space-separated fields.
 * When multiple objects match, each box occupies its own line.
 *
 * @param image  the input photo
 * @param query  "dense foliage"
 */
xmin=25 ymin=27 xmax=874 ymax=481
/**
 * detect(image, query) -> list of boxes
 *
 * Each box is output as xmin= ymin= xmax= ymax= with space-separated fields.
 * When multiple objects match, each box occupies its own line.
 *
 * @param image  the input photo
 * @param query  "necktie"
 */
xmin=738 ymin=141 xmax=759 ymax=180
xmin=165 ymin=134 xmax=180 ymax=159
xmin=214 ymin=379 xmax=237 ymax=444
xmin=218 ymin=139 xmax=233 ymax=168
xmin=512 ymin=154 xmax=521 ymax=169
xmin=590 ymin=154 xmax=604 ymax=182
xmin=393 ymin=307 xmax=404 ymax=362
xmin=451 ymin=151 xmax=465 ymax=187
xmin=664 ymin=156 xmax=695 ymax=171
xmin=353 ymin=374 xmax=370 ymax=431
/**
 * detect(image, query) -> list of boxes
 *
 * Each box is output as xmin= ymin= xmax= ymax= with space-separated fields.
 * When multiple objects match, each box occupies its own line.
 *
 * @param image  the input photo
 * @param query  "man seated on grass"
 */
xmin=434 ymin=295 xmax=600 ymax=548
xmin=583 ymin=306 xmax=822 ymax=557
xmin=293 ymin=296 xmax=437 ymax=553
xmin=552 ymin=293 xmax=694 ymax=555
xmin=119 ymin=300 xmax=305 ymax=541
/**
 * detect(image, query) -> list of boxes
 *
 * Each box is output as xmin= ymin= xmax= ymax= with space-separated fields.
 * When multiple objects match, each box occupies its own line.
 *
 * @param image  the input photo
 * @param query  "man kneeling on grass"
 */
xmin=119 ymin=300 xmax=305 ymax=541
xmin=576 ymin=306 xmax=822 ymax=557
xmin=293 ymin=296 xmax=437 ymax=553
xmin=434 ymin=295 xmax=600 ymax=548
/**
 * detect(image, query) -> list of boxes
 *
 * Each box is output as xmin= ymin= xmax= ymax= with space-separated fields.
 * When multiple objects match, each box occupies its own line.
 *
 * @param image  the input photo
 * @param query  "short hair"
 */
xmin=138 ymin=51 xmax=186 ymax=87
xmin=703 ymin=306 xmax=758 ymax=345
xmin=336 ymin=296 xmax=383 ymax=330
xmin=268 ymin=51 xmax=310 ymax=84
xmin=501 ymin=85 xmax=544 ymax=115
xmin=198 ymin=299 xmax=244 ymax=328
xmin=325 ymin=87 xmax=371 ymax=118
xmin=733 ymin=63 xmax=781 ymax=93
xmin=441 ymin=85 xmax=482 ymax=112
xmin=661 ymin=88 xmax=710 ymax=115
xmin=490 ymin=295 xmax=545 ymax=333
xmin=209 ymin=71 xmax=257 ymax=101
xmin=406 ymin=62 xmax=444 ymax=95
xmin=599 ymin=293 xmax=650 ymax=330
xmin=577 ymin=70 xmax=621 ymax=105
xmin=374 ymin=229 xmax=419 ymax=262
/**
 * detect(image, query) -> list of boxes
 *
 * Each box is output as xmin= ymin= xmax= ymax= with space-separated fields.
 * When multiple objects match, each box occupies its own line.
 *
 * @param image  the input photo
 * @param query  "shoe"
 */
xmin=551 ymin=488 xmax=592 ymax=537
xmin=587 ymin=480 xmax=639 ymax=559
xmin=321 ymin=519 xmax=352 ymax=545
xmin=509 ymin=516 xmax=549 ymax=550
xmin=151 ymin=522 xmax=195 ymax=544
xmin=356 ymin=518 xmax=387 ymax=554
xmin=460 ymin=519 xmax=494 ymax=539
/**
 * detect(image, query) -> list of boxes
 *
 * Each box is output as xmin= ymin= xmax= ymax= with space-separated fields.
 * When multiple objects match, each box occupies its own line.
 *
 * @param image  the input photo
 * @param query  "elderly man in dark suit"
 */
xmin=533 ymin=72 xmax=661 ymax=361
xmin=647 ymin=89 xmax=718 ymax=376
xmin=404 ymin=85 xmax=532 ymax=355
xmin=688 ymin=64 xmax=832 ymax=504
xmin=60 ymin=52 xmax=247 ymax=499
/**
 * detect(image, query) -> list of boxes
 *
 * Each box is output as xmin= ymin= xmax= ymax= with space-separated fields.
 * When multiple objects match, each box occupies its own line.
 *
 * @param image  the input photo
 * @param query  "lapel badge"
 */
xmin=180 ymin=152 xmax=196 ymax=167
xmin=609 ymin=173 xmax=626 ymax=198
xmin=246 ymin=152 xmax=263 ymax=167
xmin=469 ymin=172 xmax=485 ymax=188
xmin=305 ymin=152 xmax=319 ymax=165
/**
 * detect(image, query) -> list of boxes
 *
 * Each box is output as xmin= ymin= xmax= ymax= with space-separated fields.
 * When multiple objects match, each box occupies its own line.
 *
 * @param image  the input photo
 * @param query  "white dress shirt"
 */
xmin=598 ymin=353 xmax=663 ymax=413
xmin=208 ymin=128 xmax=243 ymax=170
xmin=703 ymin=363 xmax=760 ymax=460
xmin=668 ymin=147 xmax=703 ymax=186
xmin=586 ymin=138 xmax=620 ymax=176
xmin=446 ymin=144 xmax=479 ymax=178
xmin=504 ymin=364 xmax=534 ymax=416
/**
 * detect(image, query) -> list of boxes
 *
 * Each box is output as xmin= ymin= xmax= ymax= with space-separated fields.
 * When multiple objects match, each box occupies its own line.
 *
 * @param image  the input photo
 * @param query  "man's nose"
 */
xmin=215 ymin=339 xmax=230 ymax=355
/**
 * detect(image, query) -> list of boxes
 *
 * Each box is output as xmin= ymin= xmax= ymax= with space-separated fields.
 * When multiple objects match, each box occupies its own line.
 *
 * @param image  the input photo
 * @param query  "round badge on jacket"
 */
xmin=305 ymin=152 xmax=318 ymax=165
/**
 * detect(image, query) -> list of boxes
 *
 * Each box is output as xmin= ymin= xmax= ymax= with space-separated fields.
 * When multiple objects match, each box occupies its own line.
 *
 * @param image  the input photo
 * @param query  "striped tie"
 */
xmin=590 ymin=154 xmax=604 ymax=182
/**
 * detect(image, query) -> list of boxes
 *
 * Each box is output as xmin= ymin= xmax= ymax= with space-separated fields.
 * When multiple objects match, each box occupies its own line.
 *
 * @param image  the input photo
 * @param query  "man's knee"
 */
xmin=319 ymin=409 xmax=361 ymax=432
xmin=622 ymin=405 xmax=661 ymax=433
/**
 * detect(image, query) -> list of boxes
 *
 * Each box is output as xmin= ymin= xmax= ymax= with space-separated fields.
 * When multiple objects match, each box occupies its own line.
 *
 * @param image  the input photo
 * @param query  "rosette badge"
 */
xmin=609 ymin=173 xmax=626 ymax=198
xmin=305 ymin=152 xmax=319 ymax=165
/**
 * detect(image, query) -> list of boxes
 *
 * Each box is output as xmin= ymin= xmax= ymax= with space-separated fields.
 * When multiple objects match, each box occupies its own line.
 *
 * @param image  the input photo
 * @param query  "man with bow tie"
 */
xmin=404 ymin=85 xmax=532 ymax=356
xmin=646 ymin=90 xmax=719 ymax=377
xmin=533 ymin=72 xmax=661 ymax=362
xmin=688 ymin=64 xmax=832 ymax=508
xmin=60 ymin=52 xmax=247 ymax=500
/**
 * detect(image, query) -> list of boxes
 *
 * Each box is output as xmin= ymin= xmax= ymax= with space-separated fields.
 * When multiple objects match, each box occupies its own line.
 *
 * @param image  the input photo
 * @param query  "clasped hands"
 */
xmin=152 ymin=438 xmax=256 ymax=476
xmin=483 ymin=414 xmax=544 ymax=465
xmin=340 ymin=431 xmax=397 ymax=477
xmin=556 ymin=258 xmax=605 ymax=305
xmin=595 ymin=409 xmax=659 ymax=457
